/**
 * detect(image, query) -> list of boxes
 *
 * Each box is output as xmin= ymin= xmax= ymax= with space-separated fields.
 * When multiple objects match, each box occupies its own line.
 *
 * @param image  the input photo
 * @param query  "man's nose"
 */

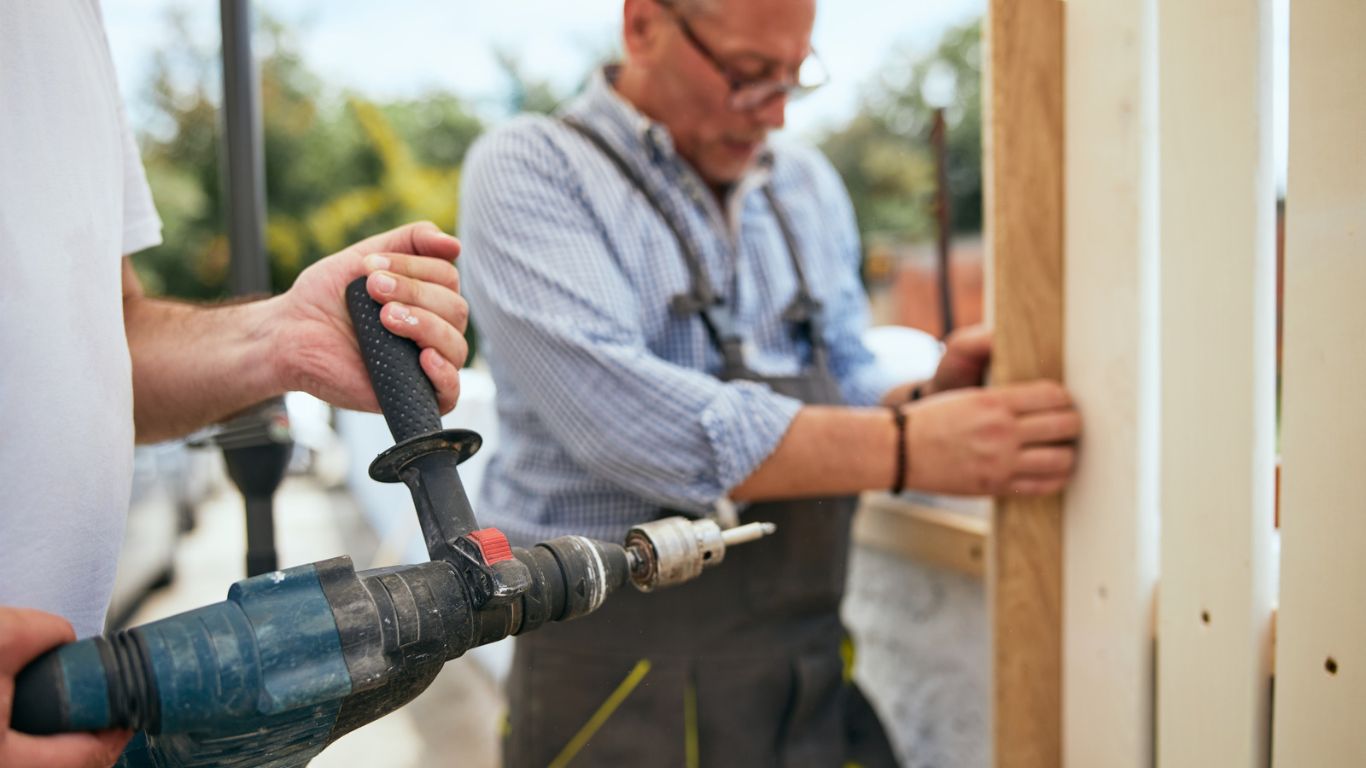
xmin=753 ymin=92 xmax=788 ymax=130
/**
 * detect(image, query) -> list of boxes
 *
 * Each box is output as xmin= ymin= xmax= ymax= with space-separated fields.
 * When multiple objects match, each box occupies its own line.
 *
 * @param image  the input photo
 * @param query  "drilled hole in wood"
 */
xmin=1201 ymin=610 xmax=1211 ymax=626
xmin=1325 ymin=657 xmax=1339 ymax=675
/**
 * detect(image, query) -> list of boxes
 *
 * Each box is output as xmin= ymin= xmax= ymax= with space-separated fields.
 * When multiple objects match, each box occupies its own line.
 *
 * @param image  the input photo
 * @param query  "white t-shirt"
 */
xmin=0 ymin=1 xmax=163 ymax=637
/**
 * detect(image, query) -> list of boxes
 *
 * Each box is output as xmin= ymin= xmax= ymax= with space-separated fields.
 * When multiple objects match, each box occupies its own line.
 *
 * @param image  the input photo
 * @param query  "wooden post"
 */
xmin=1062 ymin=0 xmax=1161 ymax=765
xmin=985 ymin=0 xmax=1064 ymax=765
xmin=1155 ymin=0 xmax=1278 ymax=765
xmin=1272 ymin=0 xmax=1366 ymax=763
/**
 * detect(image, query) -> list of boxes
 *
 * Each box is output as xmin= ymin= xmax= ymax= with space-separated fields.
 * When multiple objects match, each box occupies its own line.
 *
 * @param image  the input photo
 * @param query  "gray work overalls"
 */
xmin=502 ymin=119 xmax=899 ymax=768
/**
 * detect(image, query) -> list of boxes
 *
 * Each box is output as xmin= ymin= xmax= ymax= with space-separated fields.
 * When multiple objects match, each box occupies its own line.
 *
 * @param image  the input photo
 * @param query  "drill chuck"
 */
xmin=625 ymin=518 xmax=776 ymax=592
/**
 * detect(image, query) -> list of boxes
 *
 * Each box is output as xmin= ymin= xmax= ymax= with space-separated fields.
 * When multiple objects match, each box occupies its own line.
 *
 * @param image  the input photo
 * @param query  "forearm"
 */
xmin=125 ymin=293 xmax=285 ymax=443
xmin=730 ymin=405 xmax=898 ymax=502
xmin=735 ymin=380 xmax=1086 ymax=501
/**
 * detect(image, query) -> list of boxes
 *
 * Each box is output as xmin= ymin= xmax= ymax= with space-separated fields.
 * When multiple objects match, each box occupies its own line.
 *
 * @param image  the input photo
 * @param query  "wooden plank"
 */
xmin=984 ymin=0 xmax=1064 ymax=765
xmin=853 ymin=494 xmax=989 ymax=579
xmin=1061 ymin=0 xmax=1161 ymax=765
xmin=1155 ymin=0 xmax=1278 ymax=765
xmin=1271 ymin=0 xmax=1366 ymax=763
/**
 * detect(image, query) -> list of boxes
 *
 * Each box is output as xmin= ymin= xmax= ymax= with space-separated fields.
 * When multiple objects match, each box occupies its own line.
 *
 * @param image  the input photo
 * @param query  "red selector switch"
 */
xmin=467 ymin=528 xmax=514 ymax=565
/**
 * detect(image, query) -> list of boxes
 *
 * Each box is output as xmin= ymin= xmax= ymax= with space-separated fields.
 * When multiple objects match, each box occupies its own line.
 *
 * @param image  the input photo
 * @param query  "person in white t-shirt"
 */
xmin=0 ymin=4 xmax=470 ymax=766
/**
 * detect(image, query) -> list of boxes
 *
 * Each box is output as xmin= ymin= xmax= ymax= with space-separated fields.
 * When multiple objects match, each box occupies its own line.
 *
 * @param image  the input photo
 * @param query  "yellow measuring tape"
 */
xmin=547 ymin=659 xmax=653 ymax=768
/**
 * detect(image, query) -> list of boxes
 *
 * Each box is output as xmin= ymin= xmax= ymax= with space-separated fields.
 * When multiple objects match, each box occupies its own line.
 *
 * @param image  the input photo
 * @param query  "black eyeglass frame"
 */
xmin=655 ymin=0 xmax=828 ymax=112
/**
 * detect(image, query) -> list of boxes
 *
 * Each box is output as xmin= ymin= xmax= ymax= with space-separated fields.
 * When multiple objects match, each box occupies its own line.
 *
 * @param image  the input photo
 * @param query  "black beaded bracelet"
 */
xmin=888 ymin=404 xmax=908 ymax=495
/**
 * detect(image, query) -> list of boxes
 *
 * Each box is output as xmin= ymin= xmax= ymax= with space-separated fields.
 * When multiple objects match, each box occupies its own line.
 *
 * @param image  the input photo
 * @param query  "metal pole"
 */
xmin=219 ymin=0 xmax=288 ymax=577
xmin=931 ymin=107 xmax=956 ymax=338
xmin=220 ymin=0 xmax=270 ymax=296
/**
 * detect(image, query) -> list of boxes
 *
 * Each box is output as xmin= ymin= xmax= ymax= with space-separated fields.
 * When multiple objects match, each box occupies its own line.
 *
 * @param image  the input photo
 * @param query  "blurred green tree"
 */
xmin=132 ymin=10 xmax=483 ymax=301
xmin=494 ymin=49 xmax=566 ymax=116
xmin=131 ymin=8 xmax=982 ymax=309
xmin=818 ymin=18 xmax=983 ymax=246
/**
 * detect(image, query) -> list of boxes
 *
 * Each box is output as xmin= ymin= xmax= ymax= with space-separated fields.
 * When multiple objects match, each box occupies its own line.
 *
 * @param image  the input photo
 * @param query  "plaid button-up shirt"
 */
xmin=460 ymin=68 xmax=897 ymax=545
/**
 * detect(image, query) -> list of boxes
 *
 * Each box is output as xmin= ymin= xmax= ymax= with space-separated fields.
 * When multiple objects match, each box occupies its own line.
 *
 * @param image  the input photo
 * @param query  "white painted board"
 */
xmin=1155 ymin=0 xmax=1278 ymax=766
xmin=1062 ymin=0 xmax=1161 ymax=766
xmin=1271 ymin=0 xmax=1366 ymax=763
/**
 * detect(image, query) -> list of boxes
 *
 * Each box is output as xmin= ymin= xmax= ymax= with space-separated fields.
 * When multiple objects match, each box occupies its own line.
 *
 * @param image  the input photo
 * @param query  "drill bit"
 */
xmin=720 ymin=521 xmax=777 ymax=547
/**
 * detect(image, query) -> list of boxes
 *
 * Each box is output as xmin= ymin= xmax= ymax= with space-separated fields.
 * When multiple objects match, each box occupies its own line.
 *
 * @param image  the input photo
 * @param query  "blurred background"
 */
xmin=103 ymin=0 xmax=988 ymax=327
xmin=94 ymin=1 xmax=1287 ymax=766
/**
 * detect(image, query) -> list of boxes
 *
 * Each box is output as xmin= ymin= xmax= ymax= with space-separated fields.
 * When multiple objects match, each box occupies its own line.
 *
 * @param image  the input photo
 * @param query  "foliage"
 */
xmin=818 ymin=18 xmax=983 ymax=244
xmin=494 ymin=49 xmax=567 ymax=116
xmin=132 ymin=10 xmax=483 ymax=301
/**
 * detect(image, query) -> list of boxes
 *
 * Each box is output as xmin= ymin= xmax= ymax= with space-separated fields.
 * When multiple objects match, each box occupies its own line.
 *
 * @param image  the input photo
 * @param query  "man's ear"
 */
xmin=622 ymin=0 xmax=664 ymax=61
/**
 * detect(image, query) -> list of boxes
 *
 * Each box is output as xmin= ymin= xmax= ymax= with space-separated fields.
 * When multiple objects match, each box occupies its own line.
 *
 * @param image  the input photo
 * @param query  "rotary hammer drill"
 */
xmin=9 ymin=277 xmax=773 ymax=767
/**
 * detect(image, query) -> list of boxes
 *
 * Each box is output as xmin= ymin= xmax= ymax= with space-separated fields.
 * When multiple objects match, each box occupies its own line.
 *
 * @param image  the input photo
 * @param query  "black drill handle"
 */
xmin=345 ymin=276 xmax=442 ymax=443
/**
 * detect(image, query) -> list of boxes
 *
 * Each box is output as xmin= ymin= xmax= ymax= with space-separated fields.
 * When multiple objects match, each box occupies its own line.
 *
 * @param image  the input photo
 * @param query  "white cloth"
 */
xmin=0 ymin=1 xmax=162 ymax=637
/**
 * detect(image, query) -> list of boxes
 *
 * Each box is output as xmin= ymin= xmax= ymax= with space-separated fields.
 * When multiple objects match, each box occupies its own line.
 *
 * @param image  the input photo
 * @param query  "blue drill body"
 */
xmin=115 ymin=562 xmax=348 ymax=767
xmin=12 ymin=522 xmax=632 ymax=765
xmin=46 ymin=560 xmax=372 ymax=766
xmin=8 ymin=277 xmax=755 ymax=764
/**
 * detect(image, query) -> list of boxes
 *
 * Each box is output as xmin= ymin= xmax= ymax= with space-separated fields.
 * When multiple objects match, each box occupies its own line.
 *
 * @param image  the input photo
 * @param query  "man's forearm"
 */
xmin=125 ymin=293 xmax=284 ymax=443
xmin=729 ymin=405 xmax=898 ymax=501
xmin=732 ymin=379 xmax=1083 ymax=502
xmin=120 ymin=223 xmax=468 ymax=444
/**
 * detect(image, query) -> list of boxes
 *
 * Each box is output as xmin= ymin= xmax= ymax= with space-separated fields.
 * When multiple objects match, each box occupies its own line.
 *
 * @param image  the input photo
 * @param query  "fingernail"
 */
xmin=365 ymin=254 xmax=391 ymax=271
xmin=390 ymin=304 xmax=418 ymax=326
xmin=372 ymin=272 xmax=397 ymax=295
xmin=429 ymin=353 xmax=447 ymax=369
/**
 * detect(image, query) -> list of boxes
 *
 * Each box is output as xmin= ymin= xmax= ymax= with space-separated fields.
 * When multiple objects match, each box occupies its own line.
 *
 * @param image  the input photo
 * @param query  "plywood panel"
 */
xmin=1271 ymin=0 xmax=1366 ymax=762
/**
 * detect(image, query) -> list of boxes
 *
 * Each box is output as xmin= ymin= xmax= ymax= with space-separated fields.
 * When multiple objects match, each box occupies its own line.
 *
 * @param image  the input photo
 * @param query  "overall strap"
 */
xmin=761 ymin=186 xmax=830 ymax=364
xmin=561 ymin=116 xmax=829 ymax=373
xmin=559 ymin=117 xmax=740 ymax=355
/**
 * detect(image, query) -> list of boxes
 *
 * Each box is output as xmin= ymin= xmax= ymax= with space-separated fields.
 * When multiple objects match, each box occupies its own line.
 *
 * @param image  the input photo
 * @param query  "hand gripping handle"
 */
xmin=345 ymin=276 xmax=442 ymax=443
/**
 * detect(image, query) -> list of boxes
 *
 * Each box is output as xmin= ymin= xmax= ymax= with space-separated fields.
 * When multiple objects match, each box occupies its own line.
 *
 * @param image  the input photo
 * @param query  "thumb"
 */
xmin=355 ymin=222 xmax=460 ymax=261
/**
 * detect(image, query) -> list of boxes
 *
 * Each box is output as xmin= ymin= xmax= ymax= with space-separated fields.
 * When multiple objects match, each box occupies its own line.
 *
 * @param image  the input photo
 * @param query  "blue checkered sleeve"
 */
xmin=461 ymin=122 xmax=803 ymax=513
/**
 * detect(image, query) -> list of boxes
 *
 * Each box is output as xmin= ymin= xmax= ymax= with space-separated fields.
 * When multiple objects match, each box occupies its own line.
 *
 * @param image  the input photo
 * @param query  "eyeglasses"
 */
xmin=656 ymin=0 xmax=828 ymax=112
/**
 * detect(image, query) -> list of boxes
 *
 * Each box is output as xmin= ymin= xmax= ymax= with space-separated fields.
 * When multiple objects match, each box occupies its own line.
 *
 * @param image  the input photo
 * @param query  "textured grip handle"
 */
xmin=345 ymin=276 xmax=442 ymax=443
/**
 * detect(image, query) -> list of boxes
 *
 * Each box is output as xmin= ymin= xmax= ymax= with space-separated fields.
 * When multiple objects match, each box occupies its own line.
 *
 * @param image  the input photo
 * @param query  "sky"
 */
xmin=102 ymin=0 xmax=1288 ymax=186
